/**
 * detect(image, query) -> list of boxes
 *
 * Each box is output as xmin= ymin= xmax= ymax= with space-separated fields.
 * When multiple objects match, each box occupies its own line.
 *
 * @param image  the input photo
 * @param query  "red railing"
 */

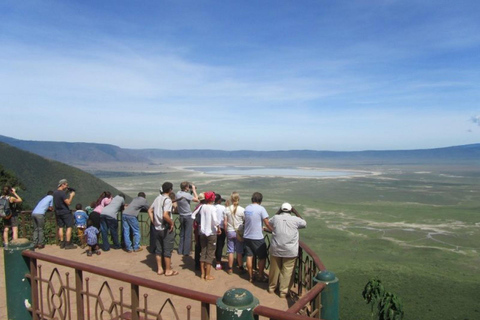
xmin=22 ymin=238 xmax=326 ymax=319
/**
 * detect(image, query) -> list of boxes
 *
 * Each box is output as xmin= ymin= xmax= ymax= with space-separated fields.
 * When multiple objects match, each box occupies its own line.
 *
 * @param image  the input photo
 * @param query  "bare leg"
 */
xmin=205 ymin=263 xmax=214 ymax=280
xmin=66 ymin=227 xmax=72 ymax=242
xmin=258 ymin=258 xmax=266 ymax=278
xmin=12 ymin=226 xmax=18 ymax=240
xmin=155 ymin=255 xmax=164 ymax=275
xmin=3 ymin=227 xmax=9 ymax=244
xmin=246 ymin=256 xmax=253 ymax=282
xmin=200 ymin=261 xmax=205 ymax=279
xmin=237 ymin=253 xmax=243 ymax=269
xmin=228 ymin=253 xmax=234 ymax=269
xmin=58 ymin=227 xmax=64 ymax=241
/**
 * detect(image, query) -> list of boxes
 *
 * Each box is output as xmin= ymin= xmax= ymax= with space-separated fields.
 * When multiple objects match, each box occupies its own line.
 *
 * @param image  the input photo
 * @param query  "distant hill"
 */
xmin=1 ymin=134 xmax=479 ymax=166
xmin=0 ymin=142 xmax=130 ymax=209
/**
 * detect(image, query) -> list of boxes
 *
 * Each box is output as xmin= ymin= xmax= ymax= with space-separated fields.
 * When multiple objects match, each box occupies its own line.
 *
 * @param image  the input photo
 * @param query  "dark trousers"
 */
xmin=100 ymin=215 xmax=120 ymax=251
xmin=215 ymin=228 xmax=226 ymax=264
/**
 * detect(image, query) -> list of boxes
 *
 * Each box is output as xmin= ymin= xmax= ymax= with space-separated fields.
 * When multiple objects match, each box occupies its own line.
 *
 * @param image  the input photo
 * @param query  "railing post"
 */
xmin=131 ymin=284 xmax=140 ymax=320
xmin=297 ymin=246 xmax=303 ymax=296
xmin=216 ymin=288 xmax=259 ymax=320
xmin=4 ymin=238 xmax=34 ymax=320
xmin=75 ymin=269 xmax=85 ymax=320
xmin=313 ymin=271 xmax=339 ymax=320
xmin=30 ymin=256 xmax=39 ymax=320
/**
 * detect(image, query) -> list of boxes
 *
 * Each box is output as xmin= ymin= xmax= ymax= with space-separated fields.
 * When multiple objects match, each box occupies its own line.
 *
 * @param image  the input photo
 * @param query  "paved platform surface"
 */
xmin=1 ymin=244 xmax=292 ymax=319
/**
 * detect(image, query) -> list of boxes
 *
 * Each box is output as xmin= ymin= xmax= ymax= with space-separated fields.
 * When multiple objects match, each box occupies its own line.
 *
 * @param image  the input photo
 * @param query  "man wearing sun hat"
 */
xmin=268 ymin=202 xmax=306 ymax=298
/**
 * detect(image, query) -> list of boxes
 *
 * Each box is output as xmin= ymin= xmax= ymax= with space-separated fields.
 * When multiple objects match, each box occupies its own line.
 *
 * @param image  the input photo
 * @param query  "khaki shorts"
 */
xmin=200 ymin=234 xmax=217 ymax=265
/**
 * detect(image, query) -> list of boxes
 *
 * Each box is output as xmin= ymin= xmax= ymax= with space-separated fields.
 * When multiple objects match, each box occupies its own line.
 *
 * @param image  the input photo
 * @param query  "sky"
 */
xmin=0 ymin=0 xmax=479 ymax=151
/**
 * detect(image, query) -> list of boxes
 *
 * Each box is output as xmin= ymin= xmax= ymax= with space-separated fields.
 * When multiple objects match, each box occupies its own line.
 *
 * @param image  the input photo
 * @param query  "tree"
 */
xmin=362 ymin=278 xmax=404 ymax=320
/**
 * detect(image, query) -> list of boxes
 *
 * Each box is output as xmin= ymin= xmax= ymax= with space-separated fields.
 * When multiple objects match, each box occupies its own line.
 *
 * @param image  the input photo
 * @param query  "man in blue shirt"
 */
xmin=32 ymin=191 xmax=54 ymax=249
xmin=243 ymin=192 xmax=273 ymax=283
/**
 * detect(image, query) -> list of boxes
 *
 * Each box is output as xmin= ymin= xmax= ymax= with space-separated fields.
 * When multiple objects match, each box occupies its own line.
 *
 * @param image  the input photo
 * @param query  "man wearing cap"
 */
xmin=198 ymin=191 xmax=221 ymax=280
xmin=148 ymin=182 xmax=179 ymax=276
xmin=214 ymin=193 xmax=226 ymax=270
xmin=268 ymin=203 xmax=306 ymax=298
xmin=243 ymin=192 xmax=273 ymax=283
xmin=53 ymin=179 xmax=77 ymax=249
xmin=176 ymin=181 xmax=199 ymax=256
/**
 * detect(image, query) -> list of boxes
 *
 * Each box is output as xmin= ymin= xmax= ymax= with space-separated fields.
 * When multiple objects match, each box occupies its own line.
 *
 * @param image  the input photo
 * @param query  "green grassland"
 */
xmin=101 ymin=163 xmax=480 ymax=320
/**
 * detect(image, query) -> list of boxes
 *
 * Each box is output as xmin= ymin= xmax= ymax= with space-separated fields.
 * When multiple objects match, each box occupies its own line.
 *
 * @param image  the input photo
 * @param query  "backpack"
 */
xmin=0 ymin=196 xmax=11 ymax=219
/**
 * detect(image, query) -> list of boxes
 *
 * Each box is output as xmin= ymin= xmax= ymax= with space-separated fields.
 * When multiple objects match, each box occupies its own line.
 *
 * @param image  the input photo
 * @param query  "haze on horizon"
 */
xmin=1 ymin=1 xmax=479 ymax=152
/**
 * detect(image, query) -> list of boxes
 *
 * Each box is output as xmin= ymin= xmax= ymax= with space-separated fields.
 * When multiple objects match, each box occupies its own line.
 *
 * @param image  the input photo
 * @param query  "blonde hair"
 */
xmin=230 ymin=192 xmax=240 ymax=217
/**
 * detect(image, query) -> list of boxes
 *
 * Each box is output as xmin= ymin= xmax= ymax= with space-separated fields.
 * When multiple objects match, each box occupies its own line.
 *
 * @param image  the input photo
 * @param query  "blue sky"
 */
xmin=1 ymin=0 xmax=479 ymax=151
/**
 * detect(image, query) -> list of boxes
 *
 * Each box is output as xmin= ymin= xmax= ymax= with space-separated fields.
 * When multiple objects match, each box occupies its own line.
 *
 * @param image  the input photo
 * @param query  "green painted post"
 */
xmin=313 ymin=270 xmax=339 ymax=320
xmin=217 ymin=288 xmax=259 ymax=320
xmin=3 ymin=238 xmax=34 ymax=320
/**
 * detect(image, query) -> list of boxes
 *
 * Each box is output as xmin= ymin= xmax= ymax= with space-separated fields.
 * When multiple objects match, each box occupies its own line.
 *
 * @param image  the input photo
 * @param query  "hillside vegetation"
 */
xmin=0 ymin=142 xmax=130 ymax=209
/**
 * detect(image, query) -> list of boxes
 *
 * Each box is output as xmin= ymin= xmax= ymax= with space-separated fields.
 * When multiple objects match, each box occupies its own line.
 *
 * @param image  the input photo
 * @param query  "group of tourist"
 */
xmin=1 ymin=179 xmax=307 ymax=298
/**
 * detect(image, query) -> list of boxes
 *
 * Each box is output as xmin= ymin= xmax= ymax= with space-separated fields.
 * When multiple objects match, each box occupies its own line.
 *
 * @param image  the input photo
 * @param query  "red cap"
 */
xmin=204 ymin=191 xmax=216 ymax=202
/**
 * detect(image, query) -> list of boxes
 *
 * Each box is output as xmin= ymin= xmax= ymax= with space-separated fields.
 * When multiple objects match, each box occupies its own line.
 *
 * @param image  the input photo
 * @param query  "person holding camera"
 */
xmin=1 ymin=186 xmax=23 ymax=247
xmin=268 ymin=203 xmax=306 ymax=298
xmin=53 ymin=179 xmax=77 ymax=249
xmin=176 ymin=181 xmax=199 ymax=256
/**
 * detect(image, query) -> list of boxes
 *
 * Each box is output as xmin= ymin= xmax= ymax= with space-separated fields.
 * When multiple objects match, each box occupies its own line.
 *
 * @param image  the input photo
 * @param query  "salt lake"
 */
xmin=185 ymin=166 xmax=367 ymax=178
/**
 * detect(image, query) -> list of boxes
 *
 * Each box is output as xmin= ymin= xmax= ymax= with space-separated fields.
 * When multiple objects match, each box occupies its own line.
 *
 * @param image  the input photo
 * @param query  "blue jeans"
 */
xmin=178 ymin=215 xmax=193 ymax=255
xmin=123 ymin=214 xmax=140 ymax=251
xmin=100 ymin=215 xmax=120 ymax=251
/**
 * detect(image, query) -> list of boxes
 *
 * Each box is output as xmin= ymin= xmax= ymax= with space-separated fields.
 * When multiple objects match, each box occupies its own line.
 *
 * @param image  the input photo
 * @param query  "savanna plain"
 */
xmin=92 ymin=159 xmax=480 ymax=320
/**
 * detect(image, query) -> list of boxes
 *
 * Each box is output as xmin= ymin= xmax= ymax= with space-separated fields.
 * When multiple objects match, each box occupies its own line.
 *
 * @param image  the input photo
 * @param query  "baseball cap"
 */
xmin=215 ymin=193 xmax=226 ymax=202
xmin=281 ymin=202 xmax=292 ymax=212
xmin=58 ymin=179 xmax=68 ymax=187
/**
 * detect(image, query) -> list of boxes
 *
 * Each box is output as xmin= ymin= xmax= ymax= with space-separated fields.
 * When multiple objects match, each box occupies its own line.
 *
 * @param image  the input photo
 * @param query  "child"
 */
xmin=74 ymin=203 xmax=89 ymax=248
xmin=84 ymin=219 xmax=101 ymax=256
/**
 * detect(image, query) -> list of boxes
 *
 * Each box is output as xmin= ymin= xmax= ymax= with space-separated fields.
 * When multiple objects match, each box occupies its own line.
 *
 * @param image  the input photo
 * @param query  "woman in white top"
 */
xmin=224 ymin=191 xmax=245 ymax=274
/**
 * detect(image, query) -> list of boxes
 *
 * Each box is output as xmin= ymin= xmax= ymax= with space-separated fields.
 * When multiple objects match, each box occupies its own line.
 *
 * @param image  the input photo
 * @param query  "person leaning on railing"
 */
xmin=267 ymin=203 xmax=306 ymax=299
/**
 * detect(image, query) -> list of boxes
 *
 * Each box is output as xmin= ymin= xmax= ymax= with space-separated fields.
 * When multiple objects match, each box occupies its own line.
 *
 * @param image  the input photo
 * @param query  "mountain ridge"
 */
xmin=1 ymin=135 xmax=479 ymax=165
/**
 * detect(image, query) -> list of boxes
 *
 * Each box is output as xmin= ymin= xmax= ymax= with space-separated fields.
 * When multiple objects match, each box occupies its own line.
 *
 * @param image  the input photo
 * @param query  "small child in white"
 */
xmin=84 ymin=219 xmax=101 ymax=256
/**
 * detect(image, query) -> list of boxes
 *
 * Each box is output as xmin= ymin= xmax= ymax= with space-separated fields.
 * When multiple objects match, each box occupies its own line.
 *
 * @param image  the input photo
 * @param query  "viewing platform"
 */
xmin=1 ymin=239 xmax=330 ymax=319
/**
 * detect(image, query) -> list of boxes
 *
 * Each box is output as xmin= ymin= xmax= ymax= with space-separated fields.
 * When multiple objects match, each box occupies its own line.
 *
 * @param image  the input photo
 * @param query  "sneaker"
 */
xmin=87 ymin=251 xmax=93 ymax=257
xmin=64 ymin=243 xmax=77 ymax=250
xmin=37 ymin=244 xmax=45 ymax=249
xmin=133 ymin=247 xmax=143 ymax=253
xmin=215 ymin=264 xmax=222 ymax=270
xmin=60 ymin=241 xmax=66 ymax=249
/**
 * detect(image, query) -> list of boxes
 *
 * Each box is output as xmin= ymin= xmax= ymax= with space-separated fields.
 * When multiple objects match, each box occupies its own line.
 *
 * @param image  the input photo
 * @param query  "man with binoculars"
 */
xmin=53 ymin=179 xmax=77 ymax=249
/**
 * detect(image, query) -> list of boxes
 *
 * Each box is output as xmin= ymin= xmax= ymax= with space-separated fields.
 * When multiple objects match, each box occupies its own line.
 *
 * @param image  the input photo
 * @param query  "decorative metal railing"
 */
xmin=23 ymin=245 xmax=325 ymax=320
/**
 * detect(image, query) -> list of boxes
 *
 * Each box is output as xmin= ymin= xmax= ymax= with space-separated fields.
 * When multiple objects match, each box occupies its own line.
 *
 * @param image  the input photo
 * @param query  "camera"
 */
xmin=189 ymin=184 xmax=193 ymax=195
xmin=67 ymin=187 xmax=76 ymax=192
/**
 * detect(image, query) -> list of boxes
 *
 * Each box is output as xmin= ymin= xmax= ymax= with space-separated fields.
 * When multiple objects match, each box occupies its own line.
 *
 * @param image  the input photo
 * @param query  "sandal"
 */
xmin=227 ymin=268 xmax=233 ymax=275
xmin=256 ymin=274 xmax=268 ymax=283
